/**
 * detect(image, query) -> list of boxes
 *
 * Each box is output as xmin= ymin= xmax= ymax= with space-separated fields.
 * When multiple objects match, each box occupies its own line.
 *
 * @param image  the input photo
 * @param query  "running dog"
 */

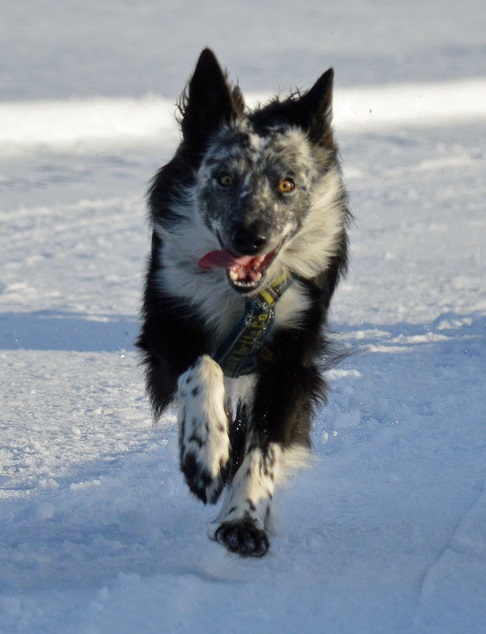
xmin=137 ymin=49 xmax=350 ymax=556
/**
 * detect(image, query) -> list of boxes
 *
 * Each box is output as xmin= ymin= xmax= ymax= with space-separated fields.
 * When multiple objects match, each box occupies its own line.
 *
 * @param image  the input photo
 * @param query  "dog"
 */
xmin=137 ymin=49 xmax=350 ymax=557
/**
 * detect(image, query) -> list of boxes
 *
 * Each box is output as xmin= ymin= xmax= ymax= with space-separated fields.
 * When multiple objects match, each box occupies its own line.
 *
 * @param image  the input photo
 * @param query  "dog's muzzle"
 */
xmin=198 ymin=241 xmax=284 ymax=294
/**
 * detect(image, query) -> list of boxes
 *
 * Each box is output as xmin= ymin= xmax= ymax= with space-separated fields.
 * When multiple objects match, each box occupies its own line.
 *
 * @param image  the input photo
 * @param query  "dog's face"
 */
xmin=195 ymin=124 xmax=318 ymax=289
xmin=173 ymin=49 xmax=344 ymax=295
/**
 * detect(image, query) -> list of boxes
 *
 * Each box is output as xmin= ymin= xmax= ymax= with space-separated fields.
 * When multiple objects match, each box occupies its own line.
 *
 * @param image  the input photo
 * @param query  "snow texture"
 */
xmin=1 ymin=1 xmax=485 ymax=632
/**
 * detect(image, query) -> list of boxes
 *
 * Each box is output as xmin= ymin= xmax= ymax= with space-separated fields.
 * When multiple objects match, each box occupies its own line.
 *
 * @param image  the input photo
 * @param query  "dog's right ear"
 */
xmin=180 ymin=49 xmax=240 ymax=147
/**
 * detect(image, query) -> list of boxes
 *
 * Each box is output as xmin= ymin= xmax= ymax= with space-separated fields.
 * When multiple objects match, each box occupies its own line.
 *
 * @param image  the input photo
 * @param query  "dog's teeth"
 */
xmin=235 ymin=279 xmax=255 ymax=288
xmin=249 ymin=271 xmax=262 ymax=283
xmin=229 ymin=269 xmax=239 ymax=281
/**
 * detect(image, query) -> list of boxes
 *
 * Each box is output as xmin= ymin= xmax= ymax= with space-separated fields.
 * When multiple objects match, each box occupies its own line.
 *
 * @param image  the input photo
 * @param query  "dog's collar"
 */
xmin=214 ymin=270 xmax=294 ymax=378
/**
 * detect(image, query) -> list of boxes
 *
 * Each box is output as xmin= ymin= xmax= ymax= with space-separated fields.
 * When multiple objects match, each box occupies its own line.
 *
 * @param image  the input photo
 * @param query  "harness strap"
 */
xmin=214 ymin=270 xmax=294 ymax=378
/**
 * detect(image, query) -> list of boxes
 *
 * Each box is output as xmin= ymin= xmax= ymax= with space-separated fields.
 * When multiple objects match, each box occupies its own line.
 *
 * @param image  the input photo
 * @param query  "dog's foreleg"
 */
xmin=214 ymin=361 xmax=320 ymax=556
xmin=177 ymin=355 xmax=230 ymax=504
xmin=214 ymin=440 xmax=283 ymax=557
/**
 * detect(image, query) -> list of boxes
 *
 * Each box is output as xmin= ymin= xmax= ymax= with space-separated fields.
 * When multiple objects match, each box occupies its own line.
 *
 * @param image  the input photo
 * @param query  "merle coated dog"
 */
xmin=137 ymin=49 xmax=350 ymax=557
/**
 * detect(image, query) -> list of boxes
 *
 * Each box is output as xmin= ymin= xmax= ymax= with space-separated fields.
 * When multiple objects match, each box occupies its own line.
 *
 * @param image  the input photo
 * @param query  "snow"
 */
xmin=1 ymin=1 xmax=485 ymax=632
xmin=2 ymin=77 xmax=486 ymax=151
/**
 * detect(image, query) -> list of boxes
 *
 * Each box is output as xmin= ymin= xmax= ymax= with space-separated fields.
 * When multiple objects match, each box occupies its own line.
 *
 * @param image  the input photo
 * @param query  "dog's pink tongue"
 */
xmin=198 ymin=250 xmax=253 ymax=271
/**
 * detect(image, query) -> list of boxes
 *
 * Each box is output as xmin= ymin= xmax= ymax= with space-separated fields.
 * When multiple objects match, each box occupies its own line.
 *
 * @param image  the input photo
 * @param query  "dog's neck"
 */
xmin=214 ymin=270 xmax=295 ymax=378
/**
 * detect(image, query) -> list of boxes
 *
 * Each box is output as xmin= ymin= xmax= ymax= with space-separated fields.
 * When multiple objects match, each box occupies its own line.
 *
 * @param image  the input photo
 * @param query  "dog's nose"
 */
xmin=231 ymin=221 xmax=269 ymax=254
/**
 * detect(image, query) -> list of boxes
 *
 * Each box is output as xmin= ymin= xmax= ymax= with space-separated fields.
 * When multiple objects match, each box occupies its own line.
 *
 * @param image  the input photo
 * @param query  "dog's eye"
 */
xmin=217 ymin=172 xmax=233 ymax=188
xmin=278 ymin=178 xmax=295 ymax=194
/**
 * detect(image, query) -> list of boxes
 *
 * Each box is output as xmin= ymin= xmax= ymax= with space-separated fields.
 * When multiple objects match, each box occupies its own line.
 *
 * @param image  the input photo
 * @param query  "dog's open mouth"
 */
xmin=198 ymin=247 xmax=280 ymax=293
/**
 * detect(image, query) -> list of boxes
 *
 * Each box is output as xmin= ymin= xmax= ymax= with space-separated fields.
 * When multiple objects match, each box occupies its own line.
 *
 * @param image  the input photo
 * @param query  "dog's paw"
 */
xmin=214 ymin=517 xmax=269 ymax=557
xmin=178 ymin=355 xmax=230 ymax=504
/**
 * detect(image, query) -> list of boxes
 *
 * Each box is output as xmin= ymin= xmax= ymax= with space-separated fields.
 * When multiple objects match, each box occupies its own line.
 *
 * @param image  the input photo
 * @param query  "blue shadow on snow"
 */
xmin=0 ymin=310 xmax=137 ymax=352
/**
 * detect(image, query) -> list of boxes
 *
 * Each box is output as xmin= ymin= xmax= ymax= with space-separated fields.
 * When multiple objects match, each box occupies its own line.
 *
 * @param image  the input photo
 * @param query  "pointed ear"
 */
xmin=180 ymin=49 xmax=238 ymax=146
xmin=293 ymin=68 xmax=334 ymax=144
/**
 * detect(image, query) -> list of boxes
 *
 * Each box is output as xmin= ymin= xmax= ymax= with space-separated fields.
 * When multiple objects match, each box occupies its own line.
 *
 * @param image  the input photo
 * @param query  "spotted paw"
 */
xmin=215 ymin=518 xmax=269 ymax=557
xmin=178 ymin=355 xmax=230 ymax=505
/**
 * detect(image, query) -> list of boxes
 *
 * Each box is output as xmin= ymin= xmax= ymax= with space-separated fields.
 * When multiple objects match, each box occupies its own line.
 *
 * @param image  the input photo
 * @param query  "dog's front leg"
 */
xmin=177 ymin=355 xmax=230 ymax=504
xmin=214 ymin=441 xmax=282 ymax=557
xmin=214 ymin=359 xmax=319 ymax=556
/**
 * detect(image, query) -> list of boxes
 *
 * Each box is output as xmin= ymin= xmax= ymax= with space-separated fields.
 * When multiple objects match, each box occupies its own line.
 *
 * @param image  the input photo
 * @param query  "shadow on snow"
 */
xmin=0 ymin=309 xmax=137 ymax=352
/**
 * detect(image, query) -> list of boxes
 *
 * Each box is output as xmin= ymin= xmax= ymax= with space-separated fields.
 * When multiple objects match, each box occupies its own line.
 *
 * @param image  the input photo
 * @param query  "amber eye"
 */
xmin=278 ymin=177 xmax=295 ymax=194
xmin=217 ymin=172 xmax=233 ymax=187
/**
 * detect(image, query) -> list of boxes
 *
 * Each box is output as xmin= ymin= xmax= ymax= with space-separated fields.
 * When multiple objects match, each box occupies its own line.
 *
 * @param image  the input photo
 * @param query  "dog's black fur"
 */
xmin=137 ymin=49 xmax=350 ymax=556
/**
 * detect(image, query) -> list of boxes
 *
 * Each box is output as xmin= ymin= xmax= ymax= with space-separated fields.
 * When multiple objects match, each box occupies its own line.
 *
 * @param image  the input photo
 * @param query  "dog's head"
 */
xmin=170 ymin=49 xmax=347 ymax=295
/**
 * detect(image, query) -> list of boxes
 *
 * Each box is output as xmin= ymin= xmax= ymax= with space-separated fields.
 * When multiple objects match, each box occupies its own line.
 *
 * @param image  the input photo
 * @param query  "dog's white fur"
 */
xmin=178 ymin=356 xmax=230 ymax=503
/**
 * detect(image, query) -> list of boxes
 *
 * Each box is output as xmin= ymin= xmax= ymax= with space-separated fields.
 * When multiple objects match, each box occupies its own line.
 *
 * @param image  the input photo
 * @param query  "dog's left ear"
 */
xmin=294 ymin=68 xmax=334 ymax=144
xmin=180 ymin=49 xmax=242 ymax=148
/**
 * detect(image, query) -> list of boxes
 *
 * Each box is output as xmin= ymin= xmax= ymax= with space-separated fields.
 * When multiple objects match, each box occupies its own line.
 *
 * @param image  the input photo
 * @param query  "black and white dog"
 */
xmin=138 ymin=49 xmax=350 ymax=557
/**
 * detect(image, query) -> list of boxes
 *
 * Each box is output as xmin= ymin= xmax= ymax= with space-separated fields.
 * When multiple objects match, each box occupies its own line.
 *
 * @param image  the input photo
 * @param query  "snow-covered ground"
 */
xmin=1 ymin=2 xmax=485 ymax=632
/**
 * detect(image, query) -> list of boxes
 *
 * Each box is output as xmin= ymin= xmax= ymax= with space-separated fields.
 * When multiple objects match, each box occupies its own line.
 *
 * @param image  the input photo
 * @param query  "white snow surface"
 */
xmin=1 ymin=2 xmax=485 ymax=633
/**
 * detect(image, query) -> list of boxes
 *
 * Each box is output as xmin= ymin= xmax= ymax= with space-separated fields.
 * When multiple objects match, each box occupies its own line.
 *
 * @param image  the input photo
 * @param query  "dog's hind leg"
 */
xmin=177 ymin=355 xmax=231 ymax=504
